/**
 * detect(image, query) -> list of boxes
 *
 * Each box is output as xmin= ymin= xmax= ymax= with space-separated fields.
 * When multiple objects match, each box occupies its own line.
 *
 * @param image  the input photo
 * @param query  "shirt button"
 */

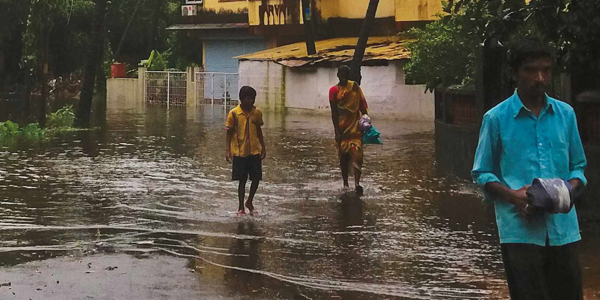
xmin=541 ymin=166 xmax=546 ymax=169
xmin=539 ymin=143 xmax=543 ymax=147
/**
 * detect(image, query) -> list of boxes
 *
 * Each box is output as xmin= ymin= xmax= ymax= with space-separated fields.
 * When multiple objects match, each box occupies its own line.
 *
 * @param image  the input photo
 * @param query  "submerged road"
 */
xmin=0 ymin=105 xmax=598 ymax=299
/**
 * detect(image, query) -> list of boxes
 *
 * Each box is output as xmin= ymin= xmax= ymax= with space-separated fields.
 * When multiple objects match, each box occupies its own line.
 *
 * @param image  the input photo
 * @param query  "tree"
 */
xmin=529 ymin=0 xmax=600 ymax=93
xmin=75 ymin=0 xmax=108 ymax=128
xmin=403 ymin=17 xmax=478 ymax=91
xmin=0 ymin=0 xmax=30 ymax=80
xmin=114 ymin=0 xmax=144 ymax=59
xmin=403 ymin=0 xmax=530 ymax=90
xmin=349 ymin=0 xmax=379 ymax=84
xmin=22 ymin=0 xmax=73 ymax=127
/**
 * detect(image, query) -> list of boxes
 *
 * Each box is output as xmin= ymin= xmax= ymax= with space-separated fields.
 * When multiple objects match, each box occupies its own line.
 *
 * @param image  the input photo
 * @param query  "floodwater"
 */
xmin=0 ymin=104 xmax=599 ymax=299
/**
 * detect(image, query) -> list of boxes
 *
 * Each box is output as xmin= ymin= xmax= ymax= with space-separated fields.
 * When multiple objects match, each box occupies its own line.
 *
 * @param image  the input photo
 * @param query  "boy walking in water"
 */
xmin=226 ymin=86 xmax=266 ymax=215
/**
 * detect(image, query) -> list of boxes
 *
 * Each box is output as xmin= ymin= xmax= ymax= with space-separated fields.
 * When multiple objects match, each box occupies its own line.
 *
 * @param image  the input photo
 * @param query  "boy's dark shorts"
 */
xmin=232 ymin=155 xmax=262 ymax=181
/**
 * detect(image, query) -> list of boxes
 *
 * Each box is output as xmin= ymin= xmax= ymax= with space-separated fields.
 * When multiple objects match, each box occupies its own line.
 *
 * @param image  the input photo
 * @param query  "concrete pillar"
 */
xmin=138 ymin=67 xmax=147 ymax=105
xmin=186 ymin=67 xmax=196 ymax=107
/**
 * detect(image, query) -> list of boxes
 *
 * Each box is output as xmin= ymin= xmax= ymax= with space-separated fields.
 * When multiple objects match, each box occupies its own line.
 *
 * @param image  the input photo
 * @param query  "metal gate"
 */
xmin=145 ymin=71 xmax=187 ymax=107
xmin=195 ymin=72 xmax=239 ymax=108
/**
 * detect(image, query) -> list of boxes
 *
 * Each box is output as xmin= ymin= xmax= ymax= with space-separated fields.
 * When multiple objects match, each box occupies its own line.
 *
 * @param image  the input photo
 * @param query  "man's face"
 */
xmin=240 ymin=96 xmax=255 ymax=109
xmin=513 ymin=56 xmax=553 ymax=98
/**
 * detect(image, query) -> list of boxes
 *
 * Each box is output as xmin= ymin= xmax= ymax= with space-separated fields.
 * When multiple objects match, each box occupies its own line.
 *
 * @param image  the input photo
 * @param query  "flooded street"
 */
xmin=0 ymin=105 xmax=598 ymax=299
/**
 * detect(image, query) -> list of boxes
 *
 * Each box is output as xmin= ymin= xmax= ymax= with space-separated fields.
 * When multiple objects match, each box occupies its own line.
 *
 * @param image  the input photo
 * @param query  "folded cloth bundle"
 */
xmin=526 ymin=178 xmax=573 ymax=214
xmin=359 ymin=114 xmax=372 ymax=132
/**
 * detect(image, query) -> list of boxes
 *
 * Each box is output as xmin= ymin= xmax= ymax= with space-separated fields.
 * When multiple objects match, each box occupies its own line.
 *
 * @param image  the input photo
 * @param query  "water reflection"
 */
xmin=225 ymin=221 xmax=263 ymax=296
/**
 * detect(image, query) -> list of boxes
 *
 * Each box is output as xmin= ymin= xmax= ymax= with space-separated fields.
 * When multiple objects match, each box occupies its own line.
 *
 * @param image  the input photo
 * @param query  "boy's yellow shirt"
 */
xmin=225 ymin=105 xmax=264 ymax=157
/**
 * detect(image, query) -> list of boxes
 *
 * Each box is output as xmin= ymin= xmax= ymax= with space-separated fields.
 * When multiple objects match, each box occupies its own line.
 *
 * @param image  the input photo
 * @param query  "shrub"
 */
xmin=0 ymin=121 xmax=20 ymax=139
xmin=21 ymin=123 xmax=46 ymax=140
xmin=48 ymin=105 xmax=75 ymax=129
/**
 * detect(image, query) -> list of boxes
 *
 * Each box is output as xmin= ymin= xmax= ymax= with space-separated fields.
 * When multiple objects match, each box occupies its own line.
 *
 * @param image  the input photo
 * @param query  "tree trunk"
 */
xmin=40 ymin=32 xmax=50 ymax=128
xmin=0 ymin=47 xmax=4 ymax=78
xmin=75 ymin=0 xmax=108 ymax=128
xmin=349 ymin=0 xmax=379 ymax=85
xmin=95 ymin=64 xmax=107 ymax=126
xmin=301 ymin=0 xmax=316 ymax=55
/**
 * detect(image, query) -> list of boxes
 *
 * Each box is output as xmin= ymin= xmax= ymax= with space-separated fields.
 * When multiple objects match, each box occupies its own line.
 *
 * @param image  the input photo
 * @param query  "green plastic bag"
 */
xmin=362 ymin=126 xmax=383 ymax=145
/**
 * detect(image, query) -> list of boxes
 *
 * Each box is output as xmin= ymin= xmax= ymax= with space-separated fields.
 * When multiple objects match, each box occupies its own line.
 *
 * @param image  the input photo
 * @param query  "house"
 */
xmin=236 ymin=35 xmax=434 ymax=120
xmin=168 ymin=0 xmax=445 ymax=72
xmin=168 ymin=0 xmax=269 ymax=73
xmin=166 ymin=0 xmax=443 ymax=105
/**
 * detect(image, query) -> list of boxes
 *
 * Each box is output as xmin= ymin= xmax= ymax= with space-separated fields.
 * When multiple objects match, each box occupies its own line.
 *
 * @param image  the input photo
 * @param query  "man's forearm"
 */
xmin=485 ymin=181 xmax=515 ymax=204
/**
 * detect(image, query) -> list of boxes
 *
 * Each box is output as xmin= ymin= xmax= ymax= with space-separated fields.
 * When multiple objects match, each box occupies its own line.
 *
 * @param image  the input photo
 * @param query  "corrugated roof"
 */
xmin=236 ymin=36 xmax=411 ymax=67
xmin=166 ymin=23 xmax=249 ymax=30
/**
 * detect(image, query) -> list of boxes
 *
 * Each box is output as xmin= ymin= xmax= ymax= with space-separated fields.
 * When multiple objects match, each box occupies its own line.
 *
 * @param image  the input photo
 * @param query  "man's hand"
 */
xmin=508 ymin=186 xmax=534 ymax=218
xmin=226 ymin=151 xmax=232 ymax=163
xmin=261 ymin=147 xmax=267 ymax=160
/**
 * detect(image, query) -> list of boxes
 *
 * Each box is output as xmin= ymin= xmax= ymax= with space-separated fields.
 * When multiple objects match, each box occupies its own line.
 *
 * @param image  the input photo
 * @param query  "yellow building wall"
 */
xmin=313 ymin=0 xmax=337 ymax=20
xmin=203 ymin=0 xmax=249 ymax=12
xmin=246 ymin=0 xmax=443 ymax=26
xmin=337 ymin=0 xmax=395 ymax=19
xmin=395 ymin=0 xmax=443 ymax=22
xmin=317 ymin=0 xmax=395 ymax=19
xmin=248 ymin=0 xmax=304 ymax=26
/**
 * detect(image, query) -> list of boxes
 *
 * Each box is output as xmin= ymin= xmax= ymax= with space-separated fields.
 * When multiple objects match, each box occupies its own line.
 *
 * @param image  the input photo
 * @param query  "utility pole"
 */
xmin=350 ymin=0 xmax=379 ymax=85
xmin=301 ymin=0 xmax=316 ymax=55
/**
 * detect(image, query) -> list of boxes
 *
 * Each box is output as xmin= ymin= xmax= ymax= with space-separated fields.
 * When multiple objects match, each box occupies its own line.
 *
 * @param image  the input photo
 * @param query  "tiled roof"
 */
xmin=237 ymin=36 xmax=411 ymax=67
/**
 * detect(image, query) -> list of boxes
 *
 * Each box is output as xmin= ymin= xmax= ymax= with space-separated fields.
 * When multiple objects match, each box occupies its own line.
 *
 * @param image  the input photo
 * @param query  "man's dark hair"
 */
xmin=508 ymin=38 xmax=555 ymax=70
xmin=239 ymin=86 xmax=257 ymax=99
xmin=338 ymin=65 xmax=350 ymax=76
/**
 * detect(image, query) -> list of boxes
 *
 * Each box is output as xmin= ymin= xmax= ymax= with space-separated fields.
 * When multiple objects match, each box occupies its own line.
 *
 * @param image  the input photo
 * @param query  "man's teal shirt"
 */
xmin=472 ymin=91 xmax=587 ymax=246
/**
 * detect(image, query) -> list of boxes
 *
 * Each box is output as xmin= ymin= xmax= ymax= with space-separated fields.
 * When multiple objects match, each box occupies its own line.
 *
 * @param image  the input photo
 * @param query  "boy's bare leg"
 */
xmin=340 ymin=154 xmax=350 ymax=187
xmin=246 ymin=180 xmax=260 ymax=213
xmin=238 ymin=179 xmax=247 ymax=212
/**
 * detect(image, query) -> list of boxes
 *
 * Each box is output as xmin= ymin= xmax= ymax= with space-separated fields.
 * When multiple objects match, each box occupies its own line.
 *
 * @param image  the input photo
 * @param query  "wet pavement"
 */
xmin=0 ymin=105 xmax=599 ymax=299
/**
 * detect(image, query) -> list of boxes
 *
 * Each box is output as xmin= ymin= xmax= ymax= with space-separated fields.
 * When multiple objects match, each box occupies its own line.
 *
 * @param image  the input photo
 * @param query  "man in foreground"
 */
xmin=472 ymin=38 xmax=587 ymax=300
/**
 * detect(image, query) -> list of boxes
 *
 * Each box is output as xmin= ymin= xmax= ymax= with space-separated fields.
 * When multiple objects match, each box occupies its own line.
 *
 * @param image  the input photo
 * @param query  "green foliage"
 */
xmin=0 ymin=120 xmax=46 ymax=142
xmin=0 ymin=121 xmax=20 ymax=138
xmin=140 ymin=50 xmax=169 ymax=71
xmin=404 ymin=17 xmax=478 ymax=90
xmin=0 ymin=105 xmax=76 ymax=144
xmin=404 ymin=0 xmax=565 ymax=91
xmin=106 ymin=0 xmax=182 ymax=65
xmin=530 ymin=0 xmax=600 ymax=74
xmin=48 ymin=105 xmax=75 ymax=129
xmin=167 ymin=31 xmax=202 ymax=70
xmin=20 ymin=123 xmax=46 ymax=140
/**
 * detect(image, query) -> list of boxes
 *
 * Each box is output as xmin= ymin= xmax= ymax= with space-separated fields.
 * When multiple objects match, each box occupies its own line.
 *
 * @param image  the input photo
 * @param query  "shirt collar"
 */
xmin=235 ymin=105 xmax=255 ymax=116
xmin=511 ymin=90 xmax=555 ymax=118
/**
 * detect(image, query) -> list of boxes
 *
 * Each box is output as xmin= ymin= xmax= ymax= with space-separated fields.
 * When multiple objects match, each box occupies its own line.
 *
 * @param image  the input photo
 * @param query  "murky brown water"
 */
xmin=0 ymin=105 xmax=598 ymax=299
